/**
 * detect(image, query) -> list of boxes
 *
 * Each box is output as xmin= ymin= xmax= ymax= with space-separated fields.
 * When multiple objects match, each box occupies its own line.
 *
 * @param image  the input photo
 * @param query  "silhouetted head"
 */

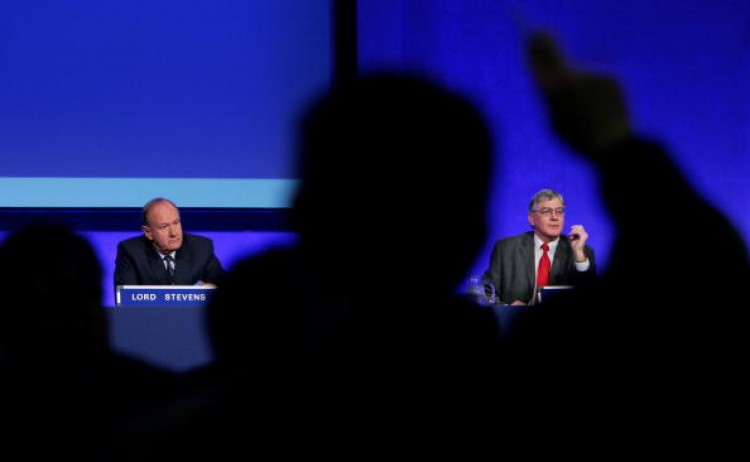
xmin=0 ymin=221 xmax=107 ymax=356
xmin=292 ymin=72 xmax=494 ymax=294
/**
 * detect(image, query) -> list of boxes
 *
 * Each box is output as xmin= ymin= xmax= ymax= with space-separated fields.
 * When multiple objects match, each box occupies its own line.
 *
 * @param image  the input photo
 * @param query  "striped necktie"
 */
xmin=163 ymin=255 xmax=175 ymax=279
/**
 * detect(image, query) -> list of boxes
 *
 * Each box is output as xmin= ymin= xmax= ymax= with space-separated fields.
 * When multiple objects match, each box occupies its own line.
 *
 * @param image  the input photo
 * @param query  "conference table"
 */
xmin=108 ymin=304 xmax=212 ymax=373
xmin=109 ymin=286 xmax=215 ymax=372
xmin=108 ymin=286 xmax=522 ymax=373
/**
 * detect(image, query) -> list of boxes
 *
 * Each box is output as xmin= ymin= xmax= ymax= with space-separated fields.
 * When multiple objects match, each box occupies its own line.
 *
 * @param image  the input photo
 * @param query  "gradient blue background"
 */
xmin=0 ymin=0 xmax=330 ymax=207
xmin=357 ymin=0 xmax=750 ymax=280
xmin=4 ymin=0 xmax=749 ymax=302
xmin=2 ymin=1 xmax=748 ymax=370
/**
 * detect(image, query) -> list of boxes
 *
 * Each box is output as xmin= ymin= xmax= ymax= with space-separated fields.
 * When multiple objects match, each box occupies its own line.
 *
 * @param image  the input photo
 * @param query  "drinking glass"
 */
xmin=466 ymin=274 xmax=497 ymax=306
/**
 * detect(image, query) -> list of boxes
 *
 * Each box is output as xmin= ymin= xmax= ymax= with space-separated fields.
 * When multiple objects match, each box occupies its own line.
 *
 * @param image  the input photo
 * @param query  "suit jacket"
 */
xmin=483 ymin=231 xmax=596 ymax=305
xmin=114 ymin=233 xmax=224 ymax=287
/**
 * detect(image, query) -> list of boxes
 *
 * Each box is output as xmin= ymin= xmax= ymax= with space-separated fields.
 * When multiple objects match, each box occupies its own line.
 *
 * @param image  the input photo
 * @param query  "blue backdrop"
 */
xmin=1 ymin=1 xmax=748 ymax=368
xmin=0 ymin=0 xmax=331 ymax=208
xmin=357 ymin=0 xmax=750 ymax=279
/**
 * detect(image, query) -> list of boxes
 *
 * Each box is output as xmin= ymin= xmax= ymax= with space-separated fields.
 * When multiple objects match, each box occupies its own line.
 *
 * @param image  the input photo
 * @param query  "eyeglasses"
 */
xmin=532 ymin=207 xmax=566 ymax=217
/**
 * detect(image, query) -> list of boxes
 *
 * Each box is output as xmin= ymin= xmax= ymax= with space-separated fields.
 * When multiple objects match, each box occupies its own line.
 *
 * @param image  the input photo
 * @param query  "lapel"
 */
xmin=521 ymin=232 xmax=536 ymax=288
xmin=145 ymin=238 xmax=164 ymax=274
xmin=172 ymin=250 xmax=182 ymax=280
xmin=173 ymin=238 xmax=188 ymax=281
xmin=551 ymin=237 xmax=569 ymax=282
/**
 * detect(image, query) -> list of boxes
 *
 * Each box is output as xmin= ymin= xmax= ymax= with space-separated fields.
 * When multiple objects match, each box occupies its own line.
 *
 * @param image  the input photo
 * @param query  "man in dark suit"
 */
xmin=483 ymin=188 xmax=596 ymax=305
xmin=114 ymin=197 xmax=224 ymax=287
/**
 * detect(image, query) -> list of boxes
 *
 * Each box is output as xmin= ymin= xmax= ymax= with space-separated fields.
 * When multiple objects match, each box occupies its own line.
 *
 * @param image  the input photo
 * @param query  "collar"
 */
xmin=533 ymin=234 xmax=559 ymax=252
xmin=156 ymin=250 xmax=177 ymax=260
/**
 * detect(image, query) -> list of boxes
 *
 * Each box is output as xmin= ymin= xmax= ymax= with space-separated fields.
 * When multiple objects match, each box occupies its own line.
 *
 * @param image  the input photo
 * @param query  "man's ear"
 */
xmin=142 ymin=225 xmax=153 ymax=240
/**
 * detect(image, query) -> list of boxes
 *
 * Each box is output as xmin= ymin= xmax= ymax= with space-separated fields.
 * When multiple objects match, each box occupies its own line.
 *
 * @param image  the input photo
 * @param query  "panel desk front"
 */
xmin=110 ymin=285 xmax=216 ymax=372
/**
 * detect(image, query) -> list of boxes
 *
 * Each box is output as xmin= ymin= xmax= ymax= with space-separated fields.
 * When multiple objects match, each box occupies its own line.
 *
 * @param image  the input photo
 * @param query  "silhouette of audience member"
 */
xmin=501 ymin=32 xmax=750 ymax=453
xmin=105 ymin=245 xmax=317 ymax=460
xmin=291 ymin=74 xmax=504 ymax=430
xmin=152 ymin=73 xmax=506 ymax=457
xmin=0 ymin=222 xmax=181 ymax=460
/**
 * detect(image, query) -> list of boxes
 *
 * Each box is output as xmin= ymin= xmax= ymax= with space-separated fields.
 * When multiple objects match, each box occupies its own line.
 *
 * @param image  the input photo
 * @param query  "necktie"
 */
xmin=163 ymin=255 xmax=175 ymax=278
xmin=537 ymin=243 xmax=550 ymax=289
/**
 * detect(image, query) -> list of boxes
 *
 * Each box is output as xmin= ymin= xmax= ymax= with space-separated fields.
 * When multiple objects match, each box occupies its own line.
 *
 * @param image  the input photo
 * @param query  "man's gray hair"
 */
xmin=528 ymin=188 xmax=565 ymax=212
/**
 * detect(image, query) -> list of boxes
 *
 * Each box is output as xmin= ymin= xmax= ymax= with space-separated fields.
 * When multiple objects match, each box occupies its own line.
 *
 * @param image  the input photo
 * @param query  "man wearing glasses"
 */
xmin=482 ymin=188 xmax=596 ymax=305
